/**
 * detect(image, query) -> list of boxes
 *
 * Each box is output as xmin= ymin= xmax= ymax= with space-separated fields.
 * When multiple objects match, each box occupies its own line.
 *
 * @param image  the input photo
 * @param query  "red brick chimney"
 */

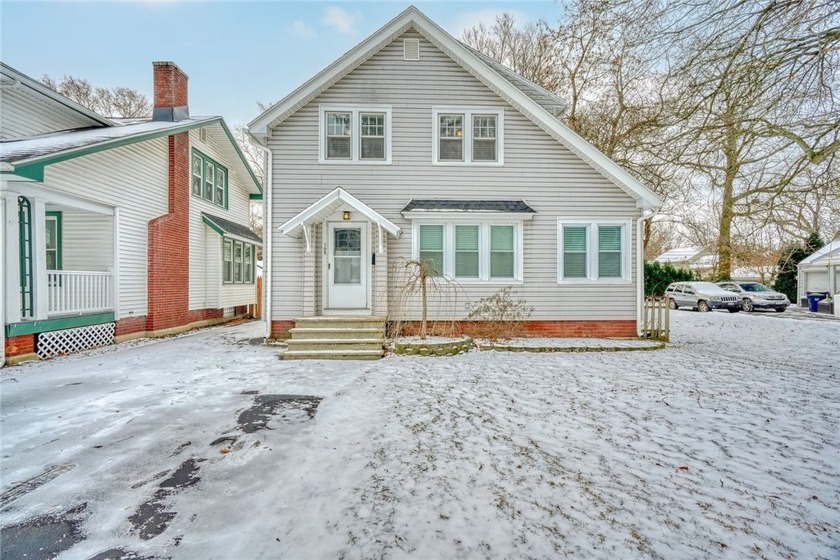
xmin=152 ymin=61 xmax=189 ymax=121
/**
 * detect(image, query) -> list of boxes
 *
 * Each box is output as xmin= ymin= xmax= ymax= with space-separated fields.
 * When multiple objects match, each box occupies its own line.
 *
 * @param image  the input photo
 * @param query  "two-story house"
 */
xmin=1 ymin=61 xmax=261 ymax=364
xmin=248 ymin=6 xmax=660 ymax=359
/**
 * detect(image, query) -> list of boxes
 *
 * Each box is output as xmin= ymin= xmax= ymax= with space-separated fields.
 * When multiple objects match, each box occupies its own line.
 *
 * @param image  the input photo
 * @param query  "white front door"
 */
xmin=327 ymin=222 xmax=368 ymax=310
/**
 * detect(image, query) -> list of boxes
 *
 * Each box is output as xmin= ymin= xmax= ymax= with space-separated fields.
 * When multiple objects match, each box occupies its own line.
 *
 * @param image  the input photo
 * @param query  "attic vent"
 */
xmin=404 ymin=38 xmax=420 ymax=61
xmin=199 ymin=128 xmax=207 ymax=142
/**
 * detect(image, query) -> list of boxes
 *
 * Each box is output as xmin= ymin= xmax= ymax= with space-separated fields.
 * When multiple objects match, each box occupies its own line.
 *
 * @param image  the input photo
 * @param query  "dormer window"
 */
xmin=320 ymin=105 xmax=392 ymax=164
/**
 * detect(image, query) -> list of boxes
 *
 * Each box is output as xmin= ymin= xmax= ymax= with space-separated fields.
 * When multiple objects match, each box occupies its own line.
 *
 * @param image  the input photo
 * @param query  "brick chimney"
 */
xmin=152 ymin=61 xmax=189 ymax=121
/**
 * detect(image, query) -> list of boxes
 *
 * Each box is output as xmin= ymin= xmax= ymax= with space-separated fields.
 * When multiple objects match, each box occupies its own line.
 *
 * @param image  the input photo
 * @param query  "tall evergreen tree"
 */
xmin=773 ymin=233 xmax=825 ymax=302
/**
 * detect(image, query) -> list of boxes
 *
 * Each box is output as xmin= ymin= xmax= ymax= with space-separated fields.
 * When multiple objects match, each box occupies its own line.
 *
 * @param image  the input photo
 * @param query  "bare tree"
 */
xmin=41 ymin=75 xmax=150 ymax=118
xmin=666 ymin=0 xmax=840 ymax=277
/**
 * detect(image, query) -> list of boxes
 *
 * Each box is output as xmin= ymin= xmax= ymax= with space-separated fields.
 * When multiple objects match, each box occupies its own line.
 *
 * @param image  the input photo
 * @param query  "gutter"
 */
xmin=248 ymin=133 xmax=272 ymax=339
xmin=637 ymin=208 xmax=657 ymax=337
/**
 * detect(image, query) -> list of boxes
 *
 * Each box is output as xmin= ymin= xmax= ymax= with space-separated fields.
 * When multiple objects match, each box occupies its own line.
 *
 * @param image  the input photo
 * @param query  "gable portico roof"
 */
xmin=279 ymin=187 xmax=402 ymax=242
xmin=248 ymin=6 xmax=661 ymax=210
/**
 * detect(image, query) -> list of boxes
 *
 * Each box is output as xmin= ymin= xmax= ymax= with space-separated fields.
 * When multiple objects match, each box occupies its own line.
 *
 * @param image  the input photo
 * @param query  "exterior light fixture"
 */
xmin=343 ymin=211 xmax=351 ymax=221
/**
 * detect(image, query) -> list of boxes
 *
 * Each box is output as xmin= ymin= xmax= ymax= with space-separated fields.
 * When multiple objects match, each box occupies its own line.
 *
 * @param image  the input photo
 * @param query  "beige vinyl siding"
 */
xmin=268 ymin=29 xmax=641 ymax=321
xmin=59 ymin=211 xmax=113 ymax=271
xmin=43 ymin=138 xmax=168 ymax=319
xmin=0 ymin=87 xmax=102 ymax=140
xmin=188 ymin=128 xmax=257 ymax=310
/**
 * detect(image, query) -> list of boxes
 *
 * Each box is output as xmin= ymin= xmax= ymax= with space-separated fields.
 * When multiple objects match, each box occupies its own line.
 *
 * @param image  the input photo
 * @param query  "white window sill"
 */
xmin=557 ymin=278 xmax=632 ymax=285
xmin=432 ymin=160 xmax=504 ymax=167
xmin=318 ymin=159 xmax=392 ymax=165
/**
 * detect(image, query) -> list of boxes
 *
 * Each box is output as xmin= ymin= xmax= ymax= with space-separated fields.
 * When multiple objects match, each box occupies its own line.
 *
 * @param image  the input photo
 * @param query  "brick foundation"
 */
xmin=270 ymin=320 xmax=296 ymax=339
xmin=5 ymin=334 xmax=35 ymax=357
xmin=188 ymin=308 xmax=224 ymax=323
xmin=116 ymin=316 xmax=147 ymax=337
xmin=394 ymin=320 xmax=638 ymax=339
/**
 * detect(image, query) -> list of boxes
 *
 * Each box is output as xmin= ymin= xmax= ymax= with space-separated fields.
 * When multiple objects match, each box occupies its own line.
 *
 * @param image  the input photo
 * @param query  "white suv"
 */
xmin=717 ymin=282 xmax=789 ymax=313
xmin=665 ymin=282 xmax=743 ymax=313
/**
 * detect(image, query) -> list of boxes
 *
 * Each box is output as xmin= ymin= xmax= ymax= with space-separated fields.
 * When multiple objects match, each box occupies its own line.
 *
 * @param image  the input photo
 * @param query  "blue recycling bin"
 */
xmin=806 ymin=291 xmax=828 ymax=312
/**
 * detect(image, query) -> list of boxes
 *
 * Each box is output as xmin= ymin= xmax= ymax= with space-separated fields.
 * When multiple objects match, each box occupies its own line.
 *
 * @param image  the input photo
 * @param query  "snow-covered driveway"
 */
xmin=1 ymin=311 xmax=838 ymax=559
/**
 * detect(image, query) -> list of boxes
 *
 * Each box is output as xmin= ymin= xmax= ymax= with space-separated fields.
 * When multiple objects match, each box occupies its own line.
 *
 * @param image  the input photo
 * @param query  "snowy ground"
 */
xmin=1 ymin=310 xmax=838 ymax=559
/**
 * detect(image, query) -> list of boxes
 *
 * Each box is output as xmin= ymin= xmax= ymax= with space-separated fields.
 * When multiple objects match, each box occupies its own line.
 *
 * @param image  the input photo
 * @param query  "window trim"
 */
xmin=556 ymin=219 xmax=633 ymax=284
xmin=318 ymin=105 xmax=392 ymax=164
xmin=46 ymin=211 xmax=63 ymax=271
xmin=222 ymin=238 xmax=257 ymax=285
xmin=191 ymin=148 xmax=229 ymax=209
xmin=412 ymin=218 xmax=523 ymax=283
xmin=432 ymin=107 xmax=504 ymax=166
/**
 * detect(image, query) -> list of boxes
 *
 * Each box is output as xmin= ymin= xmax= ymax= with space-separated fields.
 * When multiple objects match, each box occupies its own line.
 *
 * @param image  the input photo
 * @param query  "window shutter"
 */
xmin=404 ymin=38 xmax=420 ymax=61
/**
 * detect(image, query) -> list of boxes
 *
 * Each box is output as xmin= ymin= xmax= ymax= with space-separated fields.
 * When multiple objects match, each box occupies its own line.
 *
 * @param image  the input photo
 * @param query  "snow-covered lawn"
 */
xmin=1 ymin=311 xmax=838 ymax=559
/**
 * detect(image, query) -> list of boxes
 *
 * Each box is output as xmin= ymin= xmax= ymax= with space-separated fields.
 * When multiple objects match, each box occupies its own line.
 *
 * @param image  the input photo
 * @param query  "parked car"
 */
xmin=664 ymin=282 xmax=743 ymax=313
xmin=717 ymin=281 xmax=790 ymax=312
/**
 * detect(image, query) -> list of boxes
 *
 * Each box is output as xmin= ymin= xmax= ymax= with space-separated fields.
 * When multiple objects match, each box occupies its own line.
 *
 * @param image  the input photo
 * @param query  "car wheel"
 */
xmin=698 ymin=300 xmax=711 ymax=313
xmin=742 ymin=298 xmax=754 ymax=312
xmin=727 ymin=308 xmax=740 ymax=313
xmin=669 ymin=298 xmax=678 ymax=310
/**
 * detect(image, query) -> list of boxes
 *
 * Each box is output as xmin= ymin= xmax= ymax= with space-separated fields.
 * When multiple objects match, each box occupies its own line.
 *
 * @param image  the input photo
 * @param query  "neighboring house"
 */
xmin=797 ymin=238 xmax=840 ymax=304
xmin=248 ymin=6 xmax=660 ymax=354
xmin=1 ymin=61 xmax=261 ymax=365
xmin=654 ymin=247 xmax=715 ymax=274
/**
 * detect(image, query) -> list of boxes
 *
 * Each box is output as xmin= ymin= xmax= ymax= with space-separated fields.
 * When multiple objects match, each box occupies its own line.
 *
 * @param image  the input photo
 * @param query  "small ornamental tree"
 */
xmin=773 ymin=233 xmax=824 ymax=302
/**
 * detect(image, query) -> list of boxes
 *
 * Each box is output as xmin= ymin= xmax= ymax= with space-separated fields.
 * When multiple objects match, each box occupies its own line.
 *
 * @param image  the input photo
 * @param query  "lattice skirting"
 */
xmin=36 ymin=323 xmax=115 ymax=359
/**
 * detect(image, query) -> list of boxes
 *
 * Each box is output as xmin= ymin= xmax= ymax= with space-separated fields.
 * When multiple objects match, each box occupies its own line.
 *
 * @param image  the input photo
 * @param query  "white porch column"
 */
xmin=31 ymin=197 xmax=49 ymax=320
xmin=302 ymin=230 xmax=315 ymax=317
xmin=372 ymin=225 xmax=388 ymax=317
xmin=3 ymin=190 xmax=21 ymax=325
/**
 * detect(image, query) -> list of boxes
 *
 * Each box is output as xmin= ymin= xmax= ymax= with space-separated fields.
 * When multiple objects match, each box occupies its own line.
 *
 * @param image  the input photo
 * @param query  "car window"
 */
xmin=739 ymin=283 xmax=770 ymax=292
xmin=674 ymin=285 xmax=683 ymax=293
xmin=684 ymin=286 xmax=695 ymax=294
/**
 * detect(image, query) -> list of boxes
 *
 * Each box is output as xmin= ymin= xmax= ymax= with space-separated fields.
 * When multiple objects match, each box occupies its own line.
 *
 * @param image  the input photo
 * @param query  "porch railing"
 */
xmin=47 ymin=270 xmax=113 ymax=316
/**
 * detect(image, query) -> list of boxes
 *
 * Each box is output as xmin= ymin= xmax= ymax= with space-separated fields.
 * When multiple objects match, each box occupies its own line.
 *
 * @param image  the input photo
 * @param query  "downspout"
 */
xmin=636 ymin=208 xmax=656 ymax=337
xmin=249 ymin=133 xmax=272 ymax=339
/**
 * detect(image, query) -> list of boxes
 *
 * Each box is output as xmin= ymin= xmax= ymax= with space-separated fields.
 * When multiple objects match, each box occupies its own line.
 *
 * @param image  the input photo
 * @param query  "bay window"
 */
xmin=415 ymin=222 xmax=521 ymax=281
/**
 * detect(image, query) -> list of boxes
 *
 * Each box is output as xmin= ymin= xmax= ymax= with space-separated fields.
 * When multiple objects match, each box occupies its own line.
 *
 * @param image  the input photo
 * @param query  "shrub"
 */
xmin=644 ymin=261 xmax=696 ymax=297
xmin=773 ymin=233 xmax=824 ymax=302
xmin=465 ymin=287 xmax=534 ymax=342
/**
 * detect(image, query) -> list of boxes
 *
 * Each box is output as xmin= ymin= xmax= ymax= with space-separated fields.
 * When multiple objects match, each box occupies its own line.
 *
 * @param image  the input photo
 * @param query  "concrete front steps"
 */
xmin=283 ymin=316 xmax=386 ymax=360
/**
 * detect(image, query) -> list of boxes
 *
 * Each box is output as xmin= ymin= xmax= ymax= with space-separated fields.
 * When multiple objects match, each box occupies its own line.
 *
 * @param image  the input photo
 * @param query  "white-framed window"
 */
xmin=414 ymin=221 xmax=522 ymax=282
xmin=556 ymin=219 xmax=632 ymax=283
xmin=432 ymin=107 xmax=504 ymax=165
xmin=192 ymin=149 xmax=228 ymax=208
xmin=319 ymin=105 xmax=392 ymax=164
xmin=223 ymin=238 xmax=256 ymax=285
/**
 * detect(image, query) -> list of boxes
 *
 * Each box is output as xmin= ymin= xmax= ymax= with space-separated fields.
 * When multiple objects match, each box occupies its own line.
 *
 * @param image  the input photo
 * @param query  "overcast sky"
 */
xmin=1 ymin=1 xmax=561 ymax=126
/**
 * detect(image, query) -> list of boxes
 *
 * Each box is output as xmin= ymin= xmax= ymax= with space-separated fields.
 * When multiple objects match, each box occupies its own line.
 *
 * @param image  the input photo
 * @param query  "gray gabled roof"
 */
xmin=202 ymin=212 xmax=262 ymax=244
xmin=402 ymin=200 xmax=536 ymax=213
xmin=0 ymin=117 xmax=215 ymax=163
xmin=464 ymin=46 xmax=566 ymax=117
xmin=1 ymin=61 xmax=115 ymax=129
xmin=248 ymin=6 xmax=661 ymax=210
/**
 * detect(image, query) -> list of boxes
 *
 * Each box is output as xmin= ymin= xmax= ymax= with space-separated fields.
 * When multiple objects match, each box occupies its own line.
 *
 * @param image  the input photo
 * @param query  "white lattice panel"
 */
xmin=37 ymin=323 xmax=115 ymax=359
